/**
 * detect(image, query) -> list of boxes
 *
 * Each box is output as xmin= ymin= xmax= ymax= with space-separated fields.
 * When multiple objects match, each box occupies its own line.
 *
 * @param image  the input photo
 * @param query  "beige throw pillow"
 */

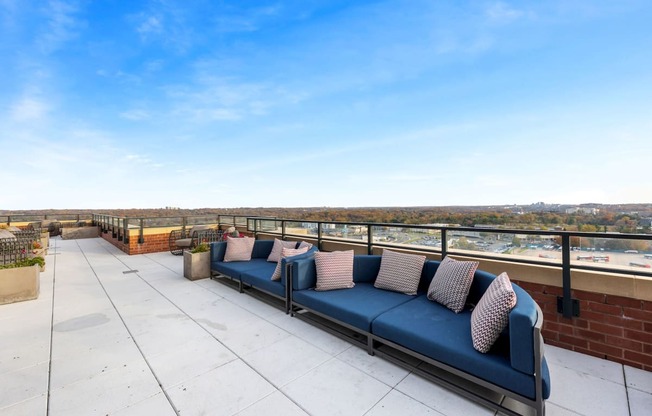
xmin=223 ymin=236 xmax=255 ymax=262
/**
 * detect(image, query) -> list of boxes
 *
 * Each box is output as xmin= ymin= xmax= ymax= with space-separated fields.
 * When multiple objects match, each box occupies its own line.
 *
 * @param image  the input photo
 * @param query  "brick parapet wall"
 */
xmin=512 ymin=280 xmax=652 ymax=371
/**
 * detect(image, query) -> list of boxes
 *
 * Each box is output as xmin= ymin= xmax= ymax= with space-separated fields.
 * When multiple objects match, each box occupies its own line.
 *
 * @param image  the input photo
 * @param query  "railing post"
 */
xmin=441 ymin=228 xmax=448 ymax=258
xmin=138 ymin=218 xmax=144 ymax=244
xmin=282 ymin=220 xmax=286 ymax=240
xmin=123 ymin=217 xmax=130 ymax=244
xmin=367 ymin=226 xmax=373 ymax=255
xmin=182 ymin=216 xmax=187 ymax=234
xmin=558 ymin=233 xmax=579 ymax=318
xmin=317 ymin=222 xmax=323 ymax=251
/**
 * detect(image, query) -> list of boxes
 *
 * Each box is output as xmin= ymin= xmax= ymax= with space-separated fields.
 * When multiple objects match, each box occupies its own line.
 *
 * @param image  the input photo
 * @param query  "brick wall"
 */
xmin=100 ymin=229 xmax=171 ymax=255
xmin=513 ymin=280 xmax=652 ymax=371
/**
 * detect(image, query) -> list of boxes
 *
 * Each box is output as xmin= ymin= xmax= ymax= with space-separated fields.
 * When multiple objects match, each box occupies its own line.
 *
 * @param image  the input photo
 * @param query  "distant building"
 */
xmin=565 ymin=207 xmax=599 ymax=215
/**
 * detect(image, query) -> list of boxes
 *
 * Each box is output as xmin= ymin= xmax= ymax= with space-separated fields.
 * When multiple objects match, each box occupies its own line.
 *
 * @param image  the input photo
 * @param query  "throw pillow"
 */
xmin=223 ymin=236 xmax=255 ymax=262
xmin=315 ymin=250 xmax=355 ymax=291
xmin=427 ymin=256 xmax=479 ymax=313
xmin=267 ymin=239 xmax=298 ymax=262
xmin=373 ymin=249 xmax=426 ymax=295
xmin=471 ymin=272 xmax=517 ymax=353
xmin=271 ymin=246 xmax=310 ymax=281
xmin=298 ymin=241 xmax=314 ymax=250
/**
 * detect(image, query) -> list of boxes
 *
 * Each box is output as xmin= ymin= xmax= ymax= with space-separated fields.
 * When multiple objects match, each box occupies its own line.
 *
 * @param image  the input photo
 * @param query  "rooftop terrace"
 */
xmin=1 ymin=237 xmax=651 ymax=415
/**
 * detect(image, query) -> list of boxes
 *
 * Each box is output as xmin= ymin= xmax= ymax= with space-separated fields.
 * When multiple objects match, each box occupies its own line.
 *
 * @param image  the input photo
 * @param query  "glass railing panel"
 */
xmin=445 ymin=230 xmax=562 ymax=265
xmin=371 ymin=225 xmax=441 ymax=250
xmin=285 ymin=221 xmax=318 ymax=237
xmin=255 ymin=219 xmax=282 ymax=233
xmin=321 ymin=223 xmax=368 ymax=243
xmin=570 ymin=236 xmax=652 ymax=271
xmin=141 ymin=217 xmax=183 ymax=228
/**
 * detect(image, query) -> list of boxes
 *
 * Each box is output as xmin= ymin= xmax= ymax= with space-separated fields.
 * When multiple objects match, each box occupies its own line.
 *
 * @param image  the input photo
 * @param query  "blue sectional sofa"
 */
xmin=209 ymin=239 xmax=316 ymax=312
xmin=290 ymin=254 xmax=550 ymax=416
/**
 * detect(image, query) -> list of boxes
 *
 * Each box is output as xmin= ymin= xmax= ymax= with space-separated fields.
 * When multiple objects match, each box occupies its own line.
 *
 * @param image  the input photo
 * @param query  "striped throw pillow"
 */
xmin=471 ymin=272 xmax=517 ymax=353
xmin=315 ymin=250 xmax=355 ymax=291
xmin=271 ymin=246 xmax=310 ymax=281
xmin=427 ymin=256 xmax=479 ymax=313
xmin=374 ymin=249 xmax=426 ymax=295
xmin=267 ymin=239 xmax=298 ymax=262
xmin=223 ymin=236 xmax=255 ymax=262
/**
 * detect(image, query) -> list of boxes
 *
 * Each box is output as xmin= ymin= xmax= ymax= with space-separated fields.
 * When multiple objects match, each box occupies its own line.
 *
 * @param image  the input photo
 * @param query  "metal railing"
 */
xmin=90 ymin=213 xmax=652 ymax=318
xmin=0 ymin=229 xmax=42 ymax=265
xmin=247 ymin=217 xmax=652 ymax=319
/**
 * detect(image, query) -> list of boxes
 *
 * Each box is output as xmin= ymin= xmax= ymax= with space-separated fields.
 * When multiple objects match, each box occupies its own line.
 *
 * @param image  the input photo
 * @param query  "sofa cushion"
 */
xmin=292 ymin=282 xmax=414 ymax=331
xmin=471 ymin=272 xmax=517 ymax=353
xmin=374 ymin=249 xmax=426 ymax=295
xmin=427 ymin=256 xmax=478 ymax=313
xmin=271 ymin=247 xmax=310 ymax=281
xmin=224 ymin=236 xmax=255 ymax=262
xmin=241 ymin=263 xmax=285 ymax=298
xmin=371 ymin=295 xmax=550 ymax=400
xmin=315 ymin=250 xmax=355 ymax=291
xmin=213 ymin=258 xmax=270 ymax=279
xmin=267 ymin=239 xmax=299 ymax=263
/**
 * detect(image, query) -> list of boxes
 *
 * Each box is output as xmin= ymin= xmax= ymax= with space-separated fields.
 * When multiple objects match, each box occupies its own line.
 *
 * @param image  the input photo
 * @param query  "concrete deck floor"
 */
xmin=1 ymin=237 xmax=651 ymax=416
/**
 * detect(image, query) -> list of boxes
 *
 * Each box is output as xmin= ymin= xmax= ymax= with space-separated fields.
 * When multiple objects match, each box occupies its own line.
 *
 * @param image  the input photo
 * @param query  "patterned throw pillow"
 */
xmin=471 ymin=272 xmax=517 ymax=353
xmin=315 ymin=250 xmax=355 ymax=291
xmin=271 ymin=247 xmax=310 ymax=281
xmin=373 ymin=249 xmax=426 ymax=295
xmin=223 ymin=236 xmax=255 ymax=262
xmin=267 ymin=239 xmax=298 ymax=262
xmin=427 ymin=256 xmax=479 ymax=313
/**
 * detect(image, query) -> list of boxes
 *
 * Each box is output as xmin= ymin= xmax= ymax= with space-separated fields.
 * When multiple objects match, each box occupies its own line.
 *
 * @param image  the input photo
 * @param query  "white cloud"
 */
xmin=485 ymin=2 xmax=526 ymax=24
xmin=10 ymin=96 xmax=49 ymax=121
xmin=137 ymin=15 xmax=163 ymax=37
xmin=120 ymin=109 xmax=151 ymax=121
xmin=38 ymin=0 xmax=84 ymax=54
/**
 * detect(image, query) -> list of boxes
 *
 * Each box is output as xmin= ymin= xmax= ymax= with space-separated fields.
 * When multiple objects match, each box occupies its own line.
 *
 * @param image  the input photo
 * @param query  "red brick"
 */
xmin=625 ymin=329 xmax=652 ymax=344
xmin=625 ymin=350 xmax=652 ymax=367
xmin=643 ymin=301 xmax=652 ymax=312
xmin=541 ymin=330 xmax=557 ymax=342
xmin=574 ymin=290 xmax=606 ymax=303
xmin=606 ymin=295 xmax=643 ymax=309
xmin=589 ymin=322 xmax=624 ymax=337
xmin=559 ymin=334 xmax=589 ymax=349
xmin=645 ymin=322 xmax=652 ymax=332
xmin=589 ymin=342 xmax=623 ymax=358
xmin=543 ymin=286 xmax=563 ymax=296
xmin=588 ymin=302 xmax=622 ymax=316
xmin=644 ymin=344 xmax=652 ymax=354
xmin=572 ymin=318 xmax=589 ymax=329
xmin=604 ymin=335 xmax=643 ymax=352
xmin=574 ymin=328 xmax=605 ymax=343
xmin=623 ymin=307 xmax=652 ymax=322
xmin=516 ymin=281 xmax=543 ymax=292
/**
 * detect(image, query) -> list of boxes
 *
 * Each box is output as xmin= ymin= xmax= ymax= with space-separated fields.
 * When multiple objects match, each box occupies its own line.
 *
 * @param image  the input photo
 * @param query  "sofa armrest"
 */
xmin=509 ymin=284 xmax=538 ymax=375
xmin=210 ymin=241 xmax=227 ymax=263
xmin=281 ymin=247 xmax=318 ymax=287
xmin=291 ymin=257 xmax=318 ymax=290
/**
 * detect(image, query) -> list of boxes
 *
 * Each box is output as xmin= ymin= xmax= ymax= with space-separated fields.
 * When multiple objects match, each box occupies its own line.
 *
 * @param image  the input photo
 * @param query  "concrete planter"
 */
xmin=183 ymin=251 xmax=210 ymax=280
xmin=0 ymin=265 xmax=40 ymax=305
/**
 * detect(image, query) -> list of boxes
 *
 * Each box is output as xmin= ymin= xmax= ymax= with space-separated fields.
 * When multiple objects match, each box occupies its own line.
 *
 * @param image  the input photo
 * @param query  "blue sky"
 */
xmin=2 ymin=0 xmax=651 ymax=209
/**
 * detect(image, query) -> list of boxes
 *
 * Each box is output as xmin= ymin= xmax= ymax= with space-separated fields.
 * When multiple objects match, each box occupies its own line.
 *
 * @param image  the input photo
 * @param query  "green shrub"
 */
xmin=191 ymin=243 xmax=209 ymax=254
xmin=0 ymin=256 xmax=45 ymax=270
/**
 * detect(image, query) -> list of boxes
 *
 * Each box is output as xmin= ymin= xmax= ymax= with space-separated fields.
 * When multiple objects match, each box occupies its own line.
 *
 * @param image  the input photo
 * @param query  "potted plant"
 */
xmin=0 ymin=257 xmax=43 ymax=305
xmin=183 ymin=243 xmax=211 ymax=280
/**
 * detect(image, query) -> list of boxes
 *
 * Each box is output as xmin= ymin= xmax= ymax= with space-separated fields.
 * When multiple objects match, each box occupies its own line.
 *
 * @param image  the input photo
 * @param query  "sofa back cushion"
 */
xmin=374 ymin=249 xmax=426 ymax=295
xmin=224 ymin=236 xmax=255 ymax=262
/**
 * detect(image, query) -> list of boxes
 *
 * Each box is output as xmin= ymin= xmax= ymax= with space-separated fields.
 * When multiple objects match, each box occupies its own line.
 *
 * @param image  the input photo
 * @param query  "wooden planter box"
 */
xmin=0 ymin=265 xmax=40 ymax=305
xmin=183 ymin=251 xmax=210 ymax=280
